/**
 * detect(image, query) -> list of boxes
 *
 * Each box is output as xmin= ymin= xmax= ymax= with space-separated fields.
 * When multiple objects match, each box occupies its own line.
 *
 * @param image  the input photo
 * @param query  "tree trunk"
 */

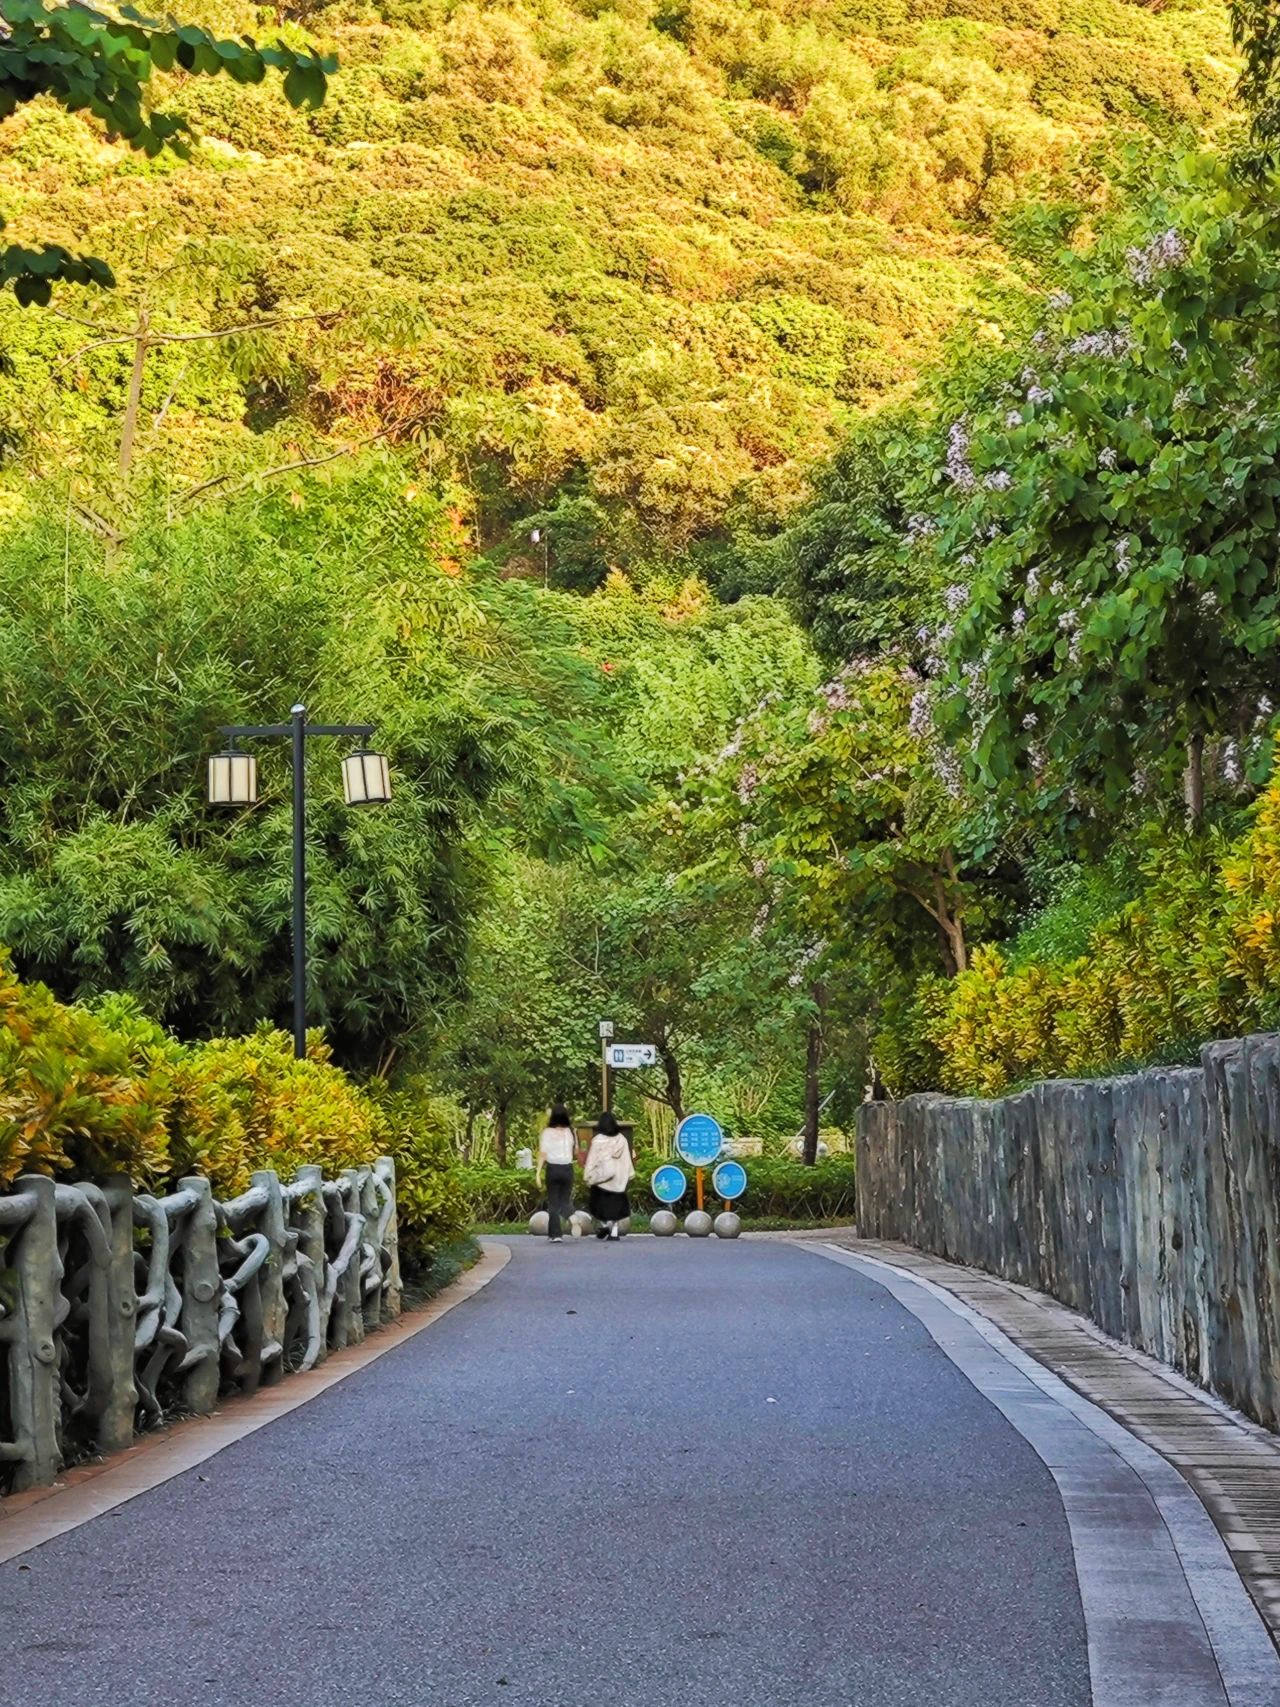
xmin=462 ymin=1104 xmax=476 ymax=1164
xmin=802 ymin=985 xmax=826 ymax=1165
xmin=1184 ymin=727 xmax=1205 ymax=824
xmin=494 ymin=1098 xmax=509 ymax=1168
xmin=802 ymin=1018 xmax=822 ymax=1166
xmin=660 ymin=1044 xmax=685 ymax=1125
xmin=118 ymin=309 xmax=149 ymax=480
xmin=936 ymin=862 xmax=968 ymax=974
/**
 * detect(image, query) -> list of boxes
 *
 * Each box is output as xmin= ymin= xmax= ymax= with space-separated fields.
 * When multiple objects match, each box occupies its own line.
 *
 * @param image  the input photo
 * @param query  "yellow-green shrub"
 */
xmin=0 ymin=958 xmax=170 ymax=1187
xmin=0 ymin=955 xmax=464 ymax=1270
xmin=887 ymin=779 xmax=1280 ymax=1096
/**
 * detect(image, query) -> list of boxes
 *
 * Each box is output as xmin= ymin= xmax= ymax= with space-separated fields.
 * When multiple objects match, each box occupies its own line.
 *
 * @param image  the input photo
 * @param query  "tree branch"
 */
xmin=177 ymin=423 xmax=411 ymax=508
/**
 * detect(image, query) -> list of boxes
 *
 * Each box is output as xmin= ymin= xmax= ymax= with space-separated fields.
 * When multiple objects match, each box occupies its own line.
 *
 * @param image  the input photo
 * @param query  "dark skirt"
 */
xmin=589 ymin=1185 xmax=630 ymax=1221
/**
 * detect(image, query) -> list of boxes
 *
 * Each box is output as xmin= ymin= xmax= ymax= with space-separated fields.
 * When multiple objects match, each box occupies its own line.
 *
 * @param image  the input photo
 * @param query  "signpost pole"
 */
xmin=598 ymin=1020 xmax=614 ymax=1115
xmin=696 ymin=1168 xmax=704 ymax=1212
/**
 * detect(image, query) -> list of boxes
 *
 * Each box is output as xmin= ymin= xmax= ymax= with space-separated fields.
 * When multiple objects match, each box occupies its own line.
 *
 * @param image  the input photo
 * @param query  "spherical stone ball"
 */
xmin=569 ymin=1210 xmax=594 ymax=1238
xmin=685 ymin=1210 xmax=713 ymax=1238
xmin=651 ymin=1210 xmax=678 ymax=1237
xmin=529 ymin=1211 xmax=550 ymax=1237
xmin=617 ymin=1217 xmax=632 ymax=1237
xmin=714 ymin=1212 xmax=742 ymax=1240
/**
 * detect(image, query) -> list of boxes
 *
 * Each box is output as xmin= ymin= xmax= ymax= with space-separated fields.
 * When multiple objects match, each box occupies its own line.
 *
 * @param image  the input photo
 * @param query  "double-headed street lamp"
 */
xmin=208 ymin=704 xmax=392 ymax=1059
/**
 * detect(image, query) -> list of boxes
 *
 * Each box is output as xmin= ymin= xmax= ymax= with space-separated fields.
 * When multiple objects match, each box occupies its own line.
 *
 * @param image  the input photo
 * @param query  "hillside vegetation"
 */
xmin=0 ymin=0 xmax=1235 ymax=576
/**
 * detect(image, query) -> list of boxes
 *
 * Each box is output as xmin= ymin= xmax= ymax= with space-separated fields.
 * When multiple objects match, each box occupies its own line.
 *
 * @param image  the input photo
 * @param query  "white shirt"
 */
xmin=538 ymin=1126 xmax=576 ymax=1166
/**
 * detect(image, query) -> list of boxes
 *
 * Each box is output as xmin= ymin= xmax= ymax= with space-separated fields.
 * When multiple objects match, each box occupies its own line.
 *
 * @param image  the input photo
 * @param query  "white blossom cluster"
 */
xmin=787 ymin=938 xmax=828 ymax=989
xmin=1067 ymin=326 xmax=1133 ymax=360
xmin=944 ymin=420 xmax=976 ymax=491
xmin=1126 ymin=227 xmax=1189 ymax=287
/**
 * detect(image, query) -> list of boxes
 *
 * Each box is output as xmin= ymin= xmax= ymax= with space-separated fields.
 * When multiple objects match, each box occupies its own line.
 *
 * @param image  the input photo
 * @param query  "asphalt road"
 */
xmin=1 ymin=1238 xmax=1091 ymax=1707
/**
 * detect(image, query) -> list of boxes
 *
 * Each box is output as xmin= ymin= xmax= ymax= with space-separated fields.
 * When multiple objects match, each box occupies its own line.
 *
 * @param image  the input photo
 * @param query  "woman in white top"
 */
xmin=583 ymin=1111 xmax=635 ymax=1241
xmin=536 ymin=1105 xmax=578 ymax=1243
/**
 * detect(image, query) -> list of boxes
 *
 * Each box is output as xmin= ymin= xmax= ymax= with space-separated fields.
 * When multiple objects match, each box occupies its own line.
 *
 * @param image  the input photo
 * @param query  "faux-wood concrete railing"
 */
xmin=0 ymin=1159 xmax=400 ymax=1492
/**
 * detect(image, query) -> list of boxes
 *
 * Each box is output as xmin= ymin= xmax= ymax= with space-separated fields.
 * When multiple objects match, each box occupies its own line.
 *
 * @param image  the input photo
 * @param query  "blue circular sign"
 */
xmin=675 ymin=1113 xmax=724 ymax=1168
xmin=651 ymin=1164 xmax=687 ymax=1205
xmin=712 ymin=1160 xmax=747 ymax=1202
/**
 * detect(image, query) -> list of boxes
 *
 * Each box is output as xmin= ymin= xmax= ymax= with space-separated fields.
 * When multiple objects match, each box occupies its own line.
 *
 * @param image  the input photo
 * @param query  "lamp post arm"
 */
xmin=217 ymin=723 xmax=375 ymax=742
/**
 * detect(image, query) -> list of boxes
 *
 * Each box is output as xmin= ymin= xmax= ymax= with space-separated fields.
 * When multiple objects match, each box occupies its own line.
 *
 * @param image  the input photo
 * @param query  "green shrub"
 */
xmin=461 ymin=1151 xmax=857 ymax=1224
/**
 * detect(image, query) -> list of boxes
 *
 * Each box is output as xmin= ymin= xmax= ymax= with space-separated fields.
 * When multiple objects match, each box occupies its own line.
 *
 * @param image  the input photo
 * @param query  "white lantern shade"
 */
xmin=208 ymin=750 xmax=257 ymax=805
xmin=342 ymin=749 xmax=391 ymax=806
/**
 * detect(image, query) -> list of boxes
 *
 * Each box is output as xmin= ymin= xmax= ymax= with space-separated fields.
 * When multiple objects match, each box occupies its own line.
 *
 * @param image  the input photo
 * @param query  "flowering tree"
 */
xmin=933 ymin=157 xmax=1280 ymax=823
xmin=692 ymin=659 xmax=1002 ymax=978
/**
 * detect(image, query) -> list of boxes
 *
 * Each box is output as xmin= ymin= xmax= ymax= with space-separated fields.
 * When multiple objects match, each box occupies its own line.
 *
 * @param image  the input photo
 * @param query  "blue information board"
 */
xmin=712 ymin=1160 xmax=747 ymax=1202
xmin=675 ymin=1113 xmax=724 ymax=1168
xmin=651 ymin=1164 xmax=687 ymax=1205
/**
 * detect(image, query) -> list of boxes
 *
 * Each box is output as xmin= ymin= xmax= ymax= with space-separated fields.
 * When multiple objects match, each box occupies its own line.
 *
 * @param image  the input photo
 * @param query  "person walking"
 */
xmin=537 ymin=1105 xmax=578 ymax=1243
xmin=584 ymin=1112 xmax=634 ymax=1241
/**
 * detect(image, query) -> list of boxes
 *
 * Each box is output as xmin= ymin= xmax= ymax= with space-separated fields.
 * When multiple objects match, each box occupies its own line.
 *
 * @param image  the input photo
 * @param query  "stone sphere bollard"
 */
xmin=651 ymin=1210 xmax=678 ymax=1237
xmin=714 ymin=1212 xmax=742 ymax=1239
xmin=569 ymin=1210 xmax=594 ymax=1238
xmin=685 ymin=1210 xmax=713 ymax=1238
xmin=529 ymin=1210 xmax=550 ymax=1236
xmin=617 ymin=1216 xmax=632 ymax=1237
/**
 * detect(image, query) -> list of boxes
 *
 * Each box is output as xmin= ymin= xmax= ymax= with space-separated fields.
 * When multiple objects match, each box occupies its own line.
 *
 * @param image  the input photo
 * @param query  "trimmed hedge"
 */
xmin=0 ymin=950 xmax=467 ymax=1271
xmin=461 ymin=1151 xmax=857 ymax=1224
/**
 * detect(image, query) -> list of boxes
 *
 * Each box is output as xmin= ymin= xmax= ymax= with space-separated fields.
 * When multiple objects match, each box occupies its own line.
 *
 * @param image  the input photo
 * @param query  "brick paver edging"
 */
xmin=0 ymin=1240 xmax=511 ymax=1565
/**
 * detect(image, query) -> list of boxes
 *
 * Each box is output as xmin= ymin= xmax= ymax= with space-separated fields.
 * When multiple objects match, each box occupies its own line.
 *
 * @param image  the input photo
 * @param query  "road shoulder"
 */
xmin=804 ymin=1238 xmax=1280 ymax=1707
xmin=0 ymin=1238 xmax=510 ymax=1566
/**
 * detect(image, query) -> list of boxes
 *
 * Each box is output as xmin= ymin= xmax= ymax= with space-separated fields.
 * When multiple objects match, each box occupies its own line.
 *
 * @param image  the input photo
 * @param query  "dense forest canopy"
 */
xmin=3 ymin=0 xmax=1280 ymax=1162
xmin=0 ymin=0 xmax=1237 ymax=577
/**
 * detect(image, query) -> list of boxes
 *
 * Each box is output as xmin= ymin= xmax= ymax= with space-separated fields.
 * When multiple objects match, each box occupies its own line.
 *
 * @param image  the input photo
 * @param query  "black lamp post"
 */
xmin=208 ymin=704 xmax=392 ymax=1059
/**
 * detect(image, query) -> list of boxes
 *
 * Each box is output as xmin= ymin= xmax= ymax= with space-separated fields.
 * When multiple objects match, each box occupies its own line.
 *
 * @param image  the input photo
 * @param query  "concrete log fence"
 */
xmin=0 ymin=1158 xmax=401 ymax=1493
xmin=856 ymin=1033 xmax=1280 ymax=1431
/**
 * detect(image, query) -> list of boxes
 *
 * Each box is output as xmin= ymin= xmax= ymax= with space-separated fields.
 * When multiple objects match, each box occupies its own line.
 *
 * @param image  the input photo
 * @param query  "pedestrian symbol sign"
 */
xmin=675 ymin=1113 xmax=724 ymax=1168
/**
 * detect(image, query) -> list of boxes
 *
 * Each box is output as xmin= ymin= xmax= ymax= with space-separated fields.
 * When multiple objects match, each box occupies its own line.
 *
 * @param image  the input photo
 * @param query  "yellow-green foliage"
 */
xmin=0 ymin=952 xmax=464 ymax=1257
xmin=0 ymin=0 xmax=1235 ymax=553
xmin=891 ymin=780 xmax=1280 ymax=1097
xmin=0 ymin=961 xmax=171 ymax=1185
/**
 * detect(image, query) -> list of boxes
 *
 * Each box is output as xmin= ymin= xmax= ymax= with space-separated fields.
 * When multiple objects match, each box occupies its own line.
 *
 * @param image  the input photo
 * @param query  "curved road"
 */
xmin=3 ymin=1238 xmax=1087 ymax=1706
xmin=2 ymin=1236 xmax=1264 ymax=1706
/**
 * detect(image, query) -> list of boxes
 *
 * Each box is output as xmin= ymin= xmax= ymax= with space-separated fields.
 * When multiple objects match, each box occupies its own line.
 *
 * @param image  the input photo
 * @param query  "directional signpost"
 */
xmin=607 ymin=1043 xmax=658 ymax=1069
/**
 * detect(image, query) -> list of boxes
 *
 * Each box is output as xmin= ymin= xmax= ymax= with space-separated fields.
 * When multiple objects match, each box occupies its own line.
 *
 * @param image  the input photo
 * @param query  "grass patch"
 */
xmin=402 ymin=1235 xmax=482 ymax=1310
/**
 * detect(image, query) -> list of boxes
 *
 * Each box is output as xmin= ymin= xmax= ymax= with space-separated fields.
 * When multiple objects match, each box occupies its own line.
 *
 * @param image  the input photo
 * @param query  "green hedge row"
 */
xmin=461 ymin=1152 xmax=857 ymax=1225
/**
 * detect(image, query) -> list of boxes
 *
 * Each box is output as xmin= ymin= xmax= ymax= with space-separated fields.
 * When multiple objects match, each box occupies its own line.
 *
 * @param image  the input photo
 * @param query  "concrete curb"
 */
xmin=0 ymin=1239 xmax=511 ymax=1566
xmin=804 ymin=1241 xmax=1280 ymax=1706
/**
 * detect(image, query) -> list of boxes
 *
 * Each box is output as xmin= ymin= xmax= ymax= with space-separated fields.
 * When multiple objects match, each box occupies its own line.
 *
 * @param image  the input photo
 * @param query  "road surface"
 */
xmin=1 ymin=1237 xmax=1265 ymax=1705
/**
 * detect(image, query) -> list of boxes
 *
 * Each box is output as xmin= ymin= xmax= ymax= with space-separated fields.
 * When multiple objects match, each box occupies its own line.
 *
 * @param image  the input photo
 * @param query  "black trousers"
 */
xmin=545 ymin=1163 xmax=574 ymax=1238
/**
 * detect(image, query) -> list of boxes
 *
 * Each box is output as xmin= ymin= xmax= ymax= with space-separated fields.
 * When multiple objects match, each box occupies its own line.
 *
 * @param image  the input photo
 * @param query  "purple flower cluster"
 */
xmin=1126 ymin=228 xmax=1189 ymax=287
xmin=945 ymin=421 xmax=976 ymax=491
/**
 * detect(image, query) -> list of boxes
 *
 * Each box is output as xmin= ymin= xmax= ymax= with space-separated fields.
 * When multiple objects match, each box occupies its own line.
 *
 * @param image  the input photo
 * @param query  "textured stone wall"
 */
xmin=856 ymin=1033 xmax=1280 ymax=1431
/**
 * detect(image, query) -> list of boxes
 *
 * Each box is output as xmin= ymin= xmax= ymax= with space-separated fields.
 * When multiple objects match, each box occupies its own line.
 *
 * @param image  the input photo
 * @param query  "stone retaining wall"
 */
xmin=856 ymin=1034 xmax=1280 ymax=1430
